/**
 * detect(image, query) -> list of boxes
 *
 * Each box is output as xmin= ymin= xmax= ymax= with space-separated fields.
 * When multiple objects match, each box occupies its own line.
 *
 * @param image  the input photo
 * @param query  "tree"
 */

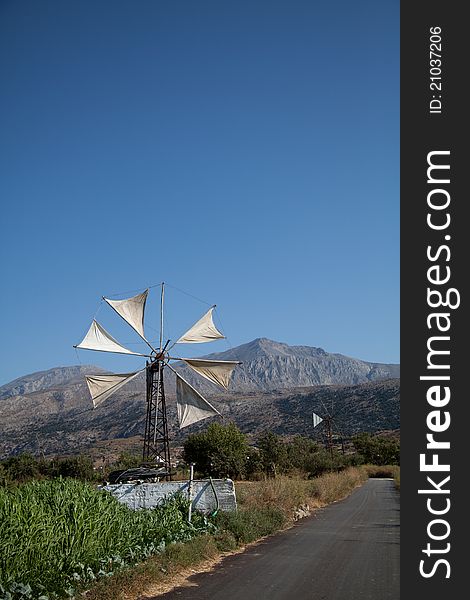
xmin=286 ymin=435 xmax=321 ymax=471
xmin=352 ymin=433 xmax=400 ymax=465
xmin=183 ymin=422 xmax=249 ymax=478
xmin=114 ymin=451 xmax=142 ymax=470
xmin=2 ymin=453 xmax=40 ymax=482
xmin=257 ymin=431 xmax=289 ymax=477
xmin=49 ymin=455 xmax=97 ymax=480
xmin=244 ymin=446 xmax=264 ymax=478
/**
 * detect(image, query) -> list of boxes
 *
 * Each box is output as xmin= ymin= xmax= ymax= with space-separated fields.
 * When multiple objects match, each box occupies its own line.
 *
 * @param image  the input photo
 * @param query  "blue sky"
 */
xmin=0 ymin=0 xmax=399 ymax=384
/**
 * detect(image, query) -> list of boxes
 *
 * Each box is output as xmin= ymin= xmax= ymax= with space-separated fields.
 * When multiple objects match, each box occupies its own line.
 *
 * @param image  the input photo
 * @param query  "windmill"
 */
xmin=74 ymin=283 xmax=240 ymax=476
xmin=311 ymin=397 xmax=346 ymax=458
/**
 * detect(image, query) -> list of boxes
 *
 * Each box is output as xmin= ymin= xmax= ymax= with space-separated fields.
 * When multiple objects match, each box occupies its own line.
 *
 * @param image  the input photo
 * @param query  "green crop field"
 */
xmin=0 ymin=479 xmax=210 ymax=600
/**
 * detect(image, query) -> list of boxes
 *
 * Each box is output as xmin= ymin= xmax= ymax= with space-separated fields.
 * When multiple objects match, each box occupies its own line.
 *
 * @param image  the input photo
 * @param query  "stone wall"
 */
xmin=101 ymin=478 xmax=237 ymax=513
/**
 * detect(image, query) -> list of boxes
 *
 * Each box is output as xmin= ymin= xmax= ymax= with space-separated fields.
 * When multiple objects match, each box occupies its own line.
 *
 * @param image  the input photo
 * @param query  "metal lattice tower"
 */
xmin=143 ymin=359 xmax=171 ymax=472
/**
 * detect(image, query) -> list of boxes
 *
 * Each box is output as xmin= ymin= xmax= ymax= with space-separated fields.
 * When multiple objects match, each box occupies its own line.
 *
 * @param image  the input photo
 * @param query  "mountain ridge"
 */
xmin=0 ymin=338 xmax=399 ymax=399
xmin=187 ymin=337 xmax=399 ymax=391
xmin=0 ymin=365 xmax=106 ymax=400
xmin=0 ymin=338 xmax=400 ymax=458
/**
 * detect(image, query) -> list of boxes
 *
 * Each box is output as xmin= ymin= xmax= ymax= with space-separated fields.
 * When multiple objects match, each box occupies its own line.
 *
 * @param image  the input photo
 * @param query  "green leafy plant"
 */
xmin=183 ymin=422 xmax=249 ymax=478
xmin=0 ymin=479 xmax=210 ymax=599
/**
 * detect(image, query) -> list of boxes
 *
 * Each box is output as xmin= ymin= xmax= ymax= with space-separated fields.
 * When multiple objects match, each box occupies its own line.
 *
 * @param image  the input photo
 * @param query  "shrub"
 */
xmin=183 ymin=422 xmax=249 ymax=478
xmin=0 ymin=453 xmax=101 ymax=486
xmin=215 ymin=507 xmax=286 ymax=544
xmin=257 ymin=431 xmax=289 ymax=476
xmin=352 ymin=433 xmax=400 ymax=465
xmin=1 ymin=453 xmax=41 ymax=483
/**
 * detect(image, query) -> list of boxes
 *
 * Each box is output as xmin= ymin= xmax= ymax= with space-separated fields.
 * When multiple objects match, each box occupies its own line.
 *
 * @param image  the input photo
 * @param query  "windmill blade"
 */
xmin=104 ymin=289 xmax=155 ymax=351
xmin=75 ymin=320 xmax=149 ymax=356
xmin=319 ymin=398 xmax=330 ymax=419
xmin=86 ymin=370 xmax=143 ymax=408
xmin=175 ymin=306 xmax=225 ymax=344
xmin=330 ymin=395 xmax=341 ymax=421
xmin=170 ymin=368 xmax=220 ymax=428
xmin=180 ymin=358 xmax=241 ymax=390
xmin=312 ymin=412 xmax=323 ymax=428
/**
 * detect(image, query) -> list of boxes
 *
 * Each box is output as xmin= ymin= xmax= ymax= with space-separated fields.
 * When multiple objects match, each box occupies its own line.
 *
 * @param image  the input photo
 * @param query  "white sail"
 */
xmin=176 ymin=307 xmax=225 ymax=344
xmin=312 ymin=412 xmax=323 ymax=428
xmin=104 ymin=290 xmax=149 ymax=340
xmin=86 ymin=371 xmax=142 ymax=408
xmin=176 ymin=373 xmax=220 ymax=428
xmin=75 ymin=320 xmax=146 ymax=356
xmin=182 ymin=359 xmax=240 ymax=390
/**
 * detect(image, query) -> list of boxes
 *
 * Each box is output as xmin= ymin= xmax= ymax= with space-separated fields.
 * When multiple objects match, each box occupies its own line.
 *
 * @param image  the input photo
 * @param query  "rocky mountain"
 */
xmin=0 ymin=339 xmax=400 ymax=458
xmin=0 ymin=365 xmax=105 ymax=400
xmin=175 ymin=338 xmax=400 ymax=392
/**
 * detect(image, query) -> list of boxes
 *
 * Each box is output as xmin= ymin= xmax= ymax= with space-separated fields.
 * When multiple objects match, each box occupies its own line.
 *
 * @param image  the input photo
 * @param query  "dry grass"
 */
xmin=236 ymin=475 xmax=315 ymax=513
xmin=236 ymin=466 xmax=369 ymax=518
xmin=310 ymin=467 xmax=369 ymax=505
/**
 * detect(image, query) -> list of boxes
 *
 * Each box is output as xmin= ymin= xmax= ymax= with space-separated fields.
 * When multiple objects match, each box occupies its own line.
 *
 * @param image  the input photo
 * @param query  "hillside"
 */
xmin=0 ymin=365 xmax=105 ymax=399
xmin=0 ymin=339 xmax=400 ymax=458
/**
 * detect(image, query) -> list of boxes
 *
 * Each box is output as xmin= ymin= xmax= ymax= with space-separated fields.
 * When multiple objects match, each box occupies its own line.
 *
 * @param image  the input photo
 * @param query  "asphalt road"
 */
xmin=147 ymin=478 xmax=399 ymax=600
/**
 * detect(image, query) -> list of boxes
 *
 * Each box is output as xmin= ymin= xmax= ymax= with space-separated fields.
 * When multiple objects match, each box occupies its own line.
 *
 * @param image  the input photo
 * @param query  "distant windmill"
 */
xmin=311 ymin=398 xmax=346 ymax=458
xmin=74 ymin=283 xmax=240 ymax=476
